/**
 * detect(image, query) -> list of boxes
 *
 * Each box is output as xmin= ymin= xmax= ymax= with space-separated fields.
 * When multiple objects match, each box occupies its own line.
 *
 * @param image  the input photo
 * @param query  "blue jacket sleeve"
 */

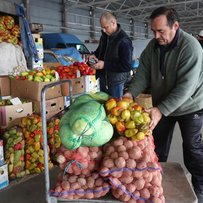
xmin=104 ymin=38 xmax=133 ymax=72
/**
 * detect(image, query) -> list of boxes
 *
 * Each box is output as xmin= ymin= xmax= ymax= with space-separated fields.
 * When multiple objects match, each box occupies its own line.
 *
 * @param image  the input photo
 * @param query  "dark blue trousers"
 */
xmin=99 ymin=74 xmax=124 ymax=99
xmin=153 ymin=109 xmax=203 ymax=198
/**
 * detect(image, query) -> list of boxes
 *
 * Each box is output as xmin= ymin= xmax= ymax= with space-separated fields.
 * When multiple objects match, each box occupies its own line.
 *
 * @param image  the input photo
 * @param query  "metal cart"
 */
xmin=41 ymin=79 xmax=72 ymax=203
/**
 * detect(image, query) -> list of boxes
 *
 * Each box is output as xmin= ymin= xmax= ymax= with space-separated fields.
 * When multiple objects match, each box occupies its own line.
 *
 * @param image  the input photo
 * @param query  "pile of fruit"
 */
xmin=3 ymin=127 xmax=25 ymax=179
xmin=10 ymin=67 xmax=57 ymax=82
xmin=56 ymin=61 xmax=95 ymax=79
xmin=47 ymin=118 xmax=61 ymax=159
xmin=105 ymin=97 xmax=151 ymax=140
xmin=20 ymin=114 xmax=53 ymax=174
xmin=0 ymin=15 xmax=21 ymax=45
xmin=0 ymin=98 xmax=29 ymax=106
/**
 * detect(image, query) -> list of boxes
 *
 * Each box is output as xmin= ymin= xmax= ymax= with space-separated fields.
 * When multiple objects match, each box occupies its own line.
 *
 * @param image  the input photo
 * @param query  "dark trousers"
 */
xmin=99 ymin=74 xmax=124 ymax=99
xmin=153 ymin=109 xmax=203 ymax=197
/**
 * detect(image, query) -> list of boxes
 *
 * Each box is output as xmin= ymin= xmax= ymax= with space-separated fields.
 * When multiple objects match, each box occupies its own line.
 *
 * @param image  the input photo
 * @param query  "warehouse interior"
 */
xmin=0 ymin=0 xmax=203 ymax=203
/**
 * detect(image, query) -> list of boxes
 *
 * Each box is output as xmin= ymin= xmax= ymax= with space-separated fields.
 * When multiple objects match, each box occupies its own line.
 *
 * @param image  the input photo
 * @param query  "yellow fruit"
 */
xmin=135 ymin=132 xmax=145 ymax=140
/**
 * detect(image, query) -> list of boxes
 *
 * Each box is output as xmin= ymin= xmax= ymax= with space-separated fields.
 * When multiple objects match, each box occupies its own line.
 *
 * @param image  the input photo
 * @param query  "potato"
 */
xmin=111 ymin=168 xmax=123 ymax=178
xmin=69 ymin=175 xmax=78 ymax=183
xmin=85 ymin=191 xmax=94 ymax=199
xmin=61 ymin=180 xmax=70 ymax=190
xmin=134 ymin=178 xmax=145 ymax=190
xmin=95 ymin=177 xmax=104 ymax=186
xmin=110 ymin=151 xmax=119 ymax=159
xmin=133 ymin=170 xmax=143 ymax=178
xmin=81 ymin=168 xmax=91 ymax=175
xmin=89 ymin=151 xmax=98 ymax=159
xmin=90 ymin=146 xmax=99 ymax=152
xmin=151 ymin=176 xmax=162 ymax=186
xmin=122 ymin=169 xmax=132 ymax=177
xmin=100 ymin=167 xmax=110 ymax=177
xmin=71 ymin=182 xmax=80 ymax=190
xmin=119 ymin=151 xmax=129 ymax=159
xmin=150 ymin=197 xmax=162 ymax=203
xmin=126 ymin=183 xmax=136 ymax=193
xmin=103 ymin=158 xmax=115 ymax=168
xmin=105 ymin=146 xmax=115 ymax=156
xmin=117 ymin=145 xmax=126 ymax=152
xmin=140 ymin=188 xmax=150 ymax=199
xmin=128 ymin=146 xmax=142 ymax=160
xmin=120 ymin=193 xmax=131 ymax=202
xmin=120 ymin=176 xmax=134 ymax=184
xmin=77 ymin=177 xmax=86 ymax=186
xmin=115 ymin=157 xmax=126 ymax=168
xmin=112 ymin=189 xmax=120 ymax=199
xmin=87 ymin=176 xmax=95 ymax=188
xmin=115 ymin=187 xmax=124 ymax=196
xmin=137 ymin=161 xmax=147 ymax=169
xmin=75 ymin=188 xmax=84 ymax=197
xmin=149 ymin=185 xmax=160 ymax=197
xmin=113 ymin=138 xmax=124 ymax=146
xmin=54 ymin=185 xmax=62 ymax=193
xmin=126 ymin=159 xmax=136 ymax=168
xmin=124 ymin=139 xmax=134 ymax=149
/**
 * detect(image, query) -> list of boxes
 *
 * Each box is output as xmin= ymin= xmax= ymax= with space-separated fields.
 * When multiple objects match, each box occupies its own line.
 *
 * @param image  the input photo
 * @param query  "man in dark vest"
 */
xmin=89 ymin=11 xmax=133 ymax=99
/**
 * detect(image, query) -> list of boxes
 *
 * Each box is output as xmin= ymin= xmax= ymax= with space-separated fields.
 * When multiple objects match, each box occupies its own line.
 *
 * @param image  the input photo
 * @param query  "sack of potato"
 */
xmin=56 ymin=145 xmax=103 ymax=176
xmin=99 ymin=136 xmax=165 ymax=203
xmin=50 ymin=171 xmax=110 ymax=200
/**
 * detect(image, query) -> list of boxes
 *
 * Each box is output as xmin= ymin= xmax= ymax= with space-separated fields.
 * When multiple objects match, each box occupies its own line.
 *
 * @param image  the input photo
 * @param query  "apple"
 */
xmin=121 ymin=109 xmax=131 ymax=121
xmin=125 ymin=120 xmax=136 ymax=129
xmin=116 ymin=100 xmax=130 ymax=109
xmin=134 ymin=132 xmax=145 ymax=140
xmin=110 ymin=106 xmax=123 ymax=116
xmin=142 ymin=112 xmax=151 ymax=124
xmin=124 ymin=129 xmax=138 ymax=138
xmin=128 ymin=102 xmax=142 ymax=112
xmin=107 ymin=114 xmax=118 ymax=125
xmin=130 ymin=110 xmax=141 ymax=121
xmin=115 ymin=121 xmax=125 ymax=132
xmin=105 ymin=98 xmax=117 ymax=111
xmin=122 ymin=97 xmax=133 ymax=103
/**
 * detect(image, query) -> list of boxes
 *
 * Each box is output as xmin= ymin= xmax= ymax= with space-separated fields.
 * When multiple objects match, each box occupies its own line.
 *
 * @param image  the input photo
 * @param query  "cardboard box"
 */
xmin=0 ymin=76 xmax=10 ymax=96
xmin=0 ymin=101 xmax=33 ymax=128
xmin=61 ymin=77 xmax=85 ymax=96
xmin=10 ymin=79 xmax=62 ymax=101
xmin=32 ymin=96 xmax=64 ymax=119
xmin=0 ymin=163 xmax=9 ymax=190
xmin=84 ymin=75 xmax=100 ymax=93
xmin=0 ymin=140 xmax=4 ymax=164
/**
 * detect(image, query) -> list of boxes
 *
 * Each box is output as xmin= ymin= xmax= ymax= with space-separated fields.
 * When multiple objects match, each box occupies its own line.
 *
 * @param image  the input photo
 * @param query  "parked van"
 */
xmin=41 ymin=33 xmax=91 ymax=55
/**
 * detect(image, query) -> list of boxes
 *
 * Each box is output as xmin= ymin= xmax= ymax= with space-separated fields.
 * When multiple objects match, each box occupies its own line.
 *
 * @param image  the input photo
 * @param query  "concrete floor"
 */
xmin=0 ymin=124 xmax=194 ymax=203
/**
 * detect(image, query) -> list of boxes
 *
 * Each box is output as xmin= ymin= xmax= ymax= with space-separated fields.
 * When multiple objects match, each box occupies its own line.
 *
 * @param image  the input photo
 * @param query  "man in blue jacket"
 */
xmin=89 ymin=11 xmax=133 ymax=99
xmin=124 ymin=7 xmax=203 ymax=202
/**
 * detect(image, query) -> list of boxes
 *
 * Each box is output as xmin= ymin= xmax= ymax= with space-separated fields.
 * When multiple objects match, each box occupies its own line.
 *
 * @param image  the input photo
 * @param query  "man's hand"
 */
xmin=94 ymin=60 xmax=104 ymax=70
xmin=145 ymin=107 xmax=162 ymax=130
xmin=88 ymin=54 xmax=98 ymax=61
xmin=123 ymin=92 xmax=133 ymax=100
